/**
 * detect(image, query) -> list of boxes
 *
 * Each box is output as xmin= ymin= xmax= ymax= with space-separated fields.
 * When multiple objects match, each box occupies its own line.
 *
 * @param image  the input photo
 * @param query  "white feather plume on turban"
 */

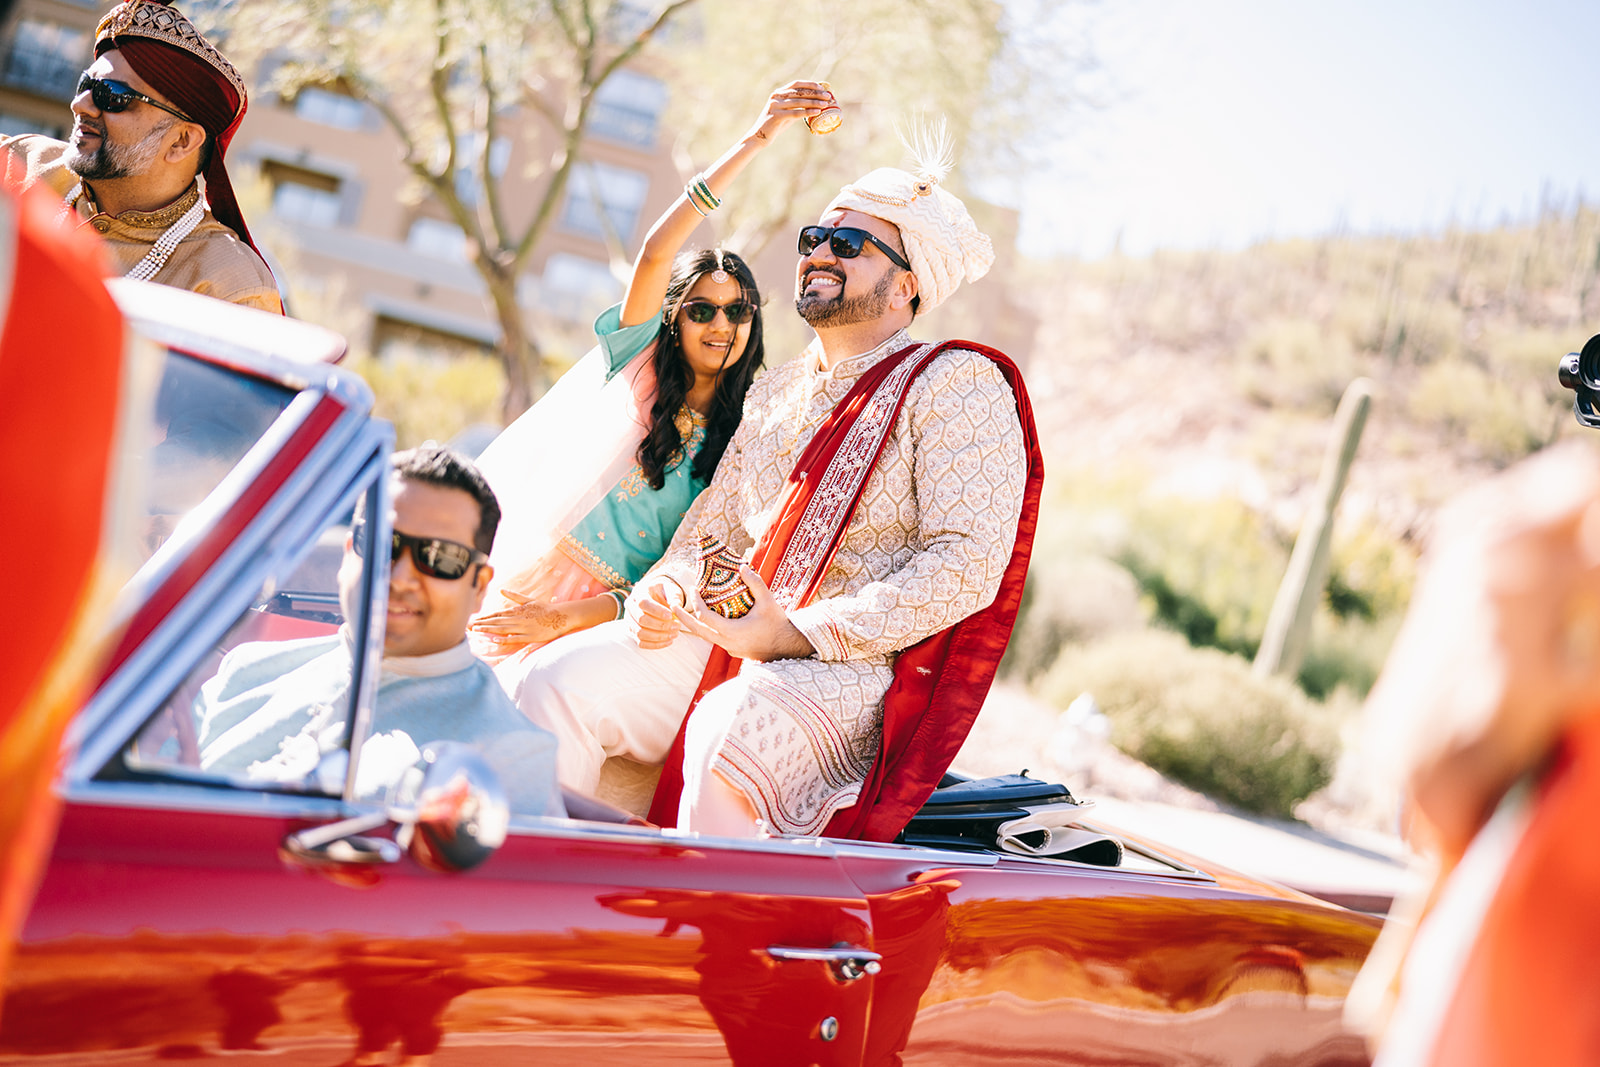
xmin=824 ymin=143 xmax=994 ymax=311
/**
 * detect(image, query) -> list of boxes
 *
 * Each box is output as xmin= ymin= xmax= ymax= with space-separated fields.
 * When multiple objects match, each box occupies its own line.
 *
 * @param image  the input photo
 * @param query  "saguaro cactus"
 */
xmin=1254 ymin=378 xmax=1375 ymax=681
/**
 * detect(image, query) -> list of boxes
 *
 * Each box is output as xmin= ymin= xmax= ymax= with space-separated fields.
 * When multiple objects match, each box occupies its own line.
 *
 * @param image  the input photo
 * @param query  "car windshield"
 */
xmin=129 ymin=348 xmax=297 ymax=573
xmin=122 ymin=473 xmax=372 ymax=799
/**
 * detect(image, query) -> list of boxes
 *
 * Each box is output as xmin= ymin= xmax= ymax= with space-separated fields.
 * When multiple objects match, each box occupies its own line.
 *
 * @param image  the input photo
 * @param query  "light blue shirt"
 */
xmin=197 ymin=633 xmax=564 ymax=818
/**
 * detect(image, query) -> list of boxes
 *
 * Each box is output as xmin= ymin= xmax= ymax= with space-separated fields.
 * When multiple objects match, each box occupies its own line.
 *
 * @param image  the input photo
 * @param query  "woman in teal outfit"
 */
xmin=469 ymin=81 xmax=835 ymax=667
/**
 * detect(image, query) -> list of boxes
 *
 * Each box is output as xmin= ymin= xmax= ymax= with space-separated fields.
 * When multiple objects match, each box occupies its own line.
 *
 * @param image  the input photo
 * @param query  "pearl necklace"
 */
xmin=61 ymin=181 xmax=206 ymax=282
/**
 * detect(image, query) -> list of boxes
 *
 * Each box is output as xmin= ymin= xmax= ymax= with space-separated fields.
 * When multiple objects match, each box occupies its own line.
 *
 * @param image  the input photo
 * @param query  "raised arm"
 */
xmin=618 ymin=81 xmax=834 ymax=328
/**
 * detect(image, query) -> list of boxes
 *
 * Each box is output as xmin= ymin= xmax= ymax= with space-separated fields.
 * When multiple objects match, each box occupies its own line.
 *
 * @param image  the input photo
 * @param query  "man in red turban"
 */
xmin=0 ymin=0 xmax=280 ymax=311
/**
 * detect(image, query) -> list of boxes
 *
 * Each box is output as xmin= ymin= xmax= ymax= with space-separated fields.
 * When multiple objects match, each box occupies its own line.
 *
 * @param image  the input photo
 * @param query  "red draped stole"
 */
xmin=647 ymin=340 xmax=1044 ymax=840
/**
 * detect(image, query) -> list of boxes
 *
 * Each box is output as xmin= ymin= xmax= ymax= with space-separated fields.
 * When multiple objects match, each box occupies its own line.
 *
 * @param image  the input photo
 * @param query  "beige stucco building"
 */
xmin=0 ymin=0 xmax=1034 ymax=377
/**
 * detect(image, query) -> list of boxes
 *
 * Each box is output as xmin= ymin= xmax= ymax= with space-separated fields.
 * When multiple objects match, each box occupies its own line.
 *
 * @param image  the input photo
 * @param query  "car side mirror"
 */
xmin=395 ymin=742 xmax=510 ymax=873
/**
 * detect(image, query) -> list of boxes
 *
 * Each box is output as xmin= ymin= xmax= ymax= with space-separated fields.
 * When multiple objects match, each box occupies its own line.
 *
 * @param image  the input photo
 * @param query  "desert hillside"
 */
xmin=1020 ymin=208 xmax=1600 ymax=543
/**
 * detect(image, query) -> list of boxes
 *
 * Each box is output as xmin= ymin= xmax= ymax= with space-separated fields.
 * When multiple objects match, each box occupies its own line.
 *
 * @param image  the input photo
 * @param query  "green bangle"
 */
xmin=685 ymin=185 xmax=711 ymax=217
xmin=607 ymin=589 xmax=627 ymax=620
xmin=688 ymin=173 xmax=720 ymax=211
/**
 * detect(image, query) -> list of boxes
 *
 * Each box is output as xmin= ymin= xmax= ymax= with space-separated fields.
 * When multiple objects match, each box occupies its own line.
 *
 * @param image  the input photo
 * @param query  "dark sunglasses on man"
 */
xmin=680 ymin=298 xmax=755 ymax=325
xmin=76 ymin=71 xmax=194 ymax=124
xmin=352 ymin=523 xmax=486 ymax=581
xmin=797 ymin=225 xmax=912 ymax=272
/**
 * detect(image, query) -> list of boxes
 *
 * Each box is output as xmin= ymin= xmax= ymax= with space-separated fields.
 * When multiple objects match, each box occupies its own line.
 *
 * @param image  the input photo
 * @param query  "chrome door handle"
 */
xmin=767 ymin=942 xmax=883 ymax=981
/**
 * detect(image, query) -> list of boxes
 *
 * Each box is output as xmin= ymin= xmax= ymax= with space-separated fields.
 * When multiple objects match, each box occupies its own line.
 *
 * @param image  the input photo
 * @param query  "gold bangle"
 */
xmin=660 ymin=575 xmax=689 ymax=609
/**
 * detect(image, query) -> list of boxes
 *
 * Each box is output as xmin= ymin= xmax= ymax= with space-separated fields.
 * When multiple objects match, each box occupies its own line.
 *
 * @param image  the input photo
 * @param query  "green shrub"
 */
xmin=999 ymin=554 xmax=1145 ymax=682
xmin=1295 ymin=612 xmax=1401 ymax=701
xmin=1112 ymin=492 xmax=1285 ymax=657
xmin=1234 ymin=317 xmax=1360 ymax=412
xmin=1407 ymin=358 xmax=1552 ymax=465
xmin=1037 ymin=629 xmax=1337 ymax=816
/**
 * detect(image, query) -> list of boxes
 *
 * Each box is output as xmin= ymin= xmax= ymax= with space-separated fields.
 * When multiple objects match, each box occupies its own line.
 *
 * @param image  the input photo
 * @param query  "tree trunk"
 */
xmin=482 ymin=263 xmax=544 ymax=425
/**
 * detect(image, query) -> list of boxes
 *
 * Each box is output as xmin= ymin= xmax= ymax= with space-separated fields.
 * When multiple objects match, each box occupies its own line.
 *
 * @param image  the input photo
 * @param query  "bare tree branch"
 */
xmin=479 ymin=42 xmax=510 ymax=250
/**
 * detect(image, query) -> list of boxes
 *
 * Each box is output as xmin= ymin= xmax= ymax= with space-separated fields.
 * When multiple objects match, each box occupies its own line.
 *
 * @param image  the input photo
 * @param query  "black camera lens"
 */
xmin=1582 ymin=334 xmax=1600 ymax=391
xmin=1560 ymin=334 xmax=1600 ymax=429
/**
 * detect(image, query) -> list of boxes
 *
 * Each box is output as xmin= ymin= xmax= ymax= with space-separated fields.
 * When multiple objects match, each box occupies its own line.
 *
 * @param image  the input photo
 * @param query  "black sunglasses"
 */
xmin=76 ymin=72 xmax=194 ymax=124
xmin=797 ymin=225 xmax=912 ymax=272
xmin=353 ymin=523 xmax=486 ymax=581
xmin=680 ymin=298 xmax=755 ymax=325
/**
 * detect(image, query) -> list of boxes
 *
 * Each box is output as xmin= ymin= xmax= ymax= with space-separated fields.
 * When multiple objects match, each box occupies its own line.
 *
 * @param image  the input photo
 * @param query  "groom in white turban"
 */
xmin=515 ymin=151 xmax=1043 ymax=841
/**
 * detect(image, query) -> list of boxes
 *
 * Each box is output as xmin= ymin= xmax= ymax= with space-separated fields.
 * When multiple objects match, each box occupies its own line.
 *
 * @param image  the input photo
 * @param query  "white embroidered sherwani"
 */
xmin=651 ymin=328 xmax=1028 ymax=833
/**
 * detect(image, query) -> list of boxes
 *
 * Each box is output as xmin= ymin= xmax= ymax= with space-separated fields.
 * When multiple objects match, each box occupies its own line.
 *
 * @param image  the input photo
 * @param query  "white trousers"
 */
xmin=503 ymin=619 xmax=711 ymax=794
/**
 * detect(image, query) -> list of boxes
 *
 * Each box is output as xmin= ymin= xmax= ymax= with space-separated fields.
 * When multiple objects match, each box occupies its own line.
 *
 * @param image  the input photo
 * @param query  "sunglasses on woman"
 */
xmin=681 ymin=298 xmax=755 ymax=325
xmin=797 ymin=225 xmax=912 ymax=272
xmin=353 ymin=524 xmax=486 ymax=580
xmin=76 ymin=72 xmax=194 ymax=124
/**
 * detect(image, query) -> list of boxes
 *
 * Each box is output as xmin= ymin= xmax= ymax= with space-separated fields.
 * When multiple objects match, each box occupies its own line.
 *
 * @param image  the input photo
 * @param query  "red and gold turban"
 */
xmin=94 ymin=0 xmax=256 ymax=254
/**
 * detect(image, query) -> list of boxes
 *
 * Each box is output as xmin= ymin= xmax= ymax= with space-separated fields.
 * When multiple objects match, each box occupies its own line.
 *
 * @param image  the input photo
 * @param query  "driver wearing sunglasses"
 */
xmin=0 ymin=0 xmax=281 ymax=311
xmin=197 ymin=446 xmax=565 ymax=818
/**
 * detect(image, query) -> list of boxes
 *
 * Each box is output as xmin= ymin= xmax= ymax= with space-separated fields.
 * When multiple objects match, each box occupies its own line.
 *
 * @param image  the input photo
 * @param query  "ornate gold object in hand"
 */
xmin=697 ymin=533 xmax=755 ymax=618
xmin=808 ymin=84 xmax=842 ymax=134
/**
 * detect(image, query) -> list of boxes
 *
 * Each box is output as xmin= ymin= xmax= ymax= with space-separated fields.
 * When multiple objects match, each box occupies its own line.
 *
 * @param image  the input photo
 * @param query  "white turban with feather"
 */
xmin=823 ymin=126 xmax=994 ymax=311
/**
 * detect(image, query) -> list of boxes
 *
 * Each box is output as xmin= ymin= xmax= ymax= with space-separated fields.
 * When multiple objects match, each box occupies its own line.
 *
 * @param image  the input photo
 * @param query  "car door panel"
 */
xmin=1 ymin=798 xmax=876 ymax=1066
xmin=838 ymin=848 xmax=1379 ymax=1066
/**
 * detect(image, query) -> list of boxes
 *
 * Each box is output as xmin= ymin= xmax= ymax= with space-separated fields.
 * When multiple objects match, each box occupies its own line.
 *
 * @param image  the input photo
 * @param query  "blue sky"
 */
xmin=1015 ymin=0 xmax=1600 ymax=259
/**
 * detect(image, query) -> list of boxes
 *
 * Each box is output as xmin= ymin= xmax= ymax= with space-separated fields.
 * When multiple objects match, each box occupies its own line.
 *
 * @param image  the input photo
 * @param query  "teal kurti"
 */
xmin=558 ymin=303 xmax=709 ymax=591
xmin=196 ymin=633 xmax=564 ymax=818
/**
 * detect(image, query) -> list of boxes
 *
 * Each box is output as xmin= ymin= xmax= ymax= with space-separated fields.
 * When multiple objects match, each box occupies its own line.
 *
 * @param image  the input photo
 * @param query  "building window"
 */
xmin=407 ymin=216 xmax=468 ymax=262
xmin=561 ymin=162 xmax=648 ymax=244
xmin=264 ymin=162 xmax=343 ymax=227
xmin=536 ymin=252 xmax=624 ymax=322
xmin=3 ymin=19 xmax=89 ymax=100
xmin=450 ymin=133 xmax=510 ymax=207
xmin=293 ymin=87 xmax=373 ymax=131
xmin=589 ymin=71 xmax=666 ymax=148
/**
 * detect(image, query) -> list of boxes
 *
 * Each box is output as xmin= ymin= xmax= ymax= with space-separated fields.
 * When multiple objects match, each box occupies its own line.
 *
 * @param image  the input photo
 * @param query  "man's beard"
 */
xmin=795 ymin=266 xmax=897 ymax=328
xmin=66 ymin=117 xmax=174 ymax=182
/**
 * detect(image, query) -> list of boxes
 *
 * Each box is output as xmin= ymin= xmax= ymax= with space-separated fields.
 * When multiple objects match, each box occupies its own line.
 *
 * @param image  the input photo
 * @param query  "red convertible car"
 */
xmin=0 ymin=282 xmax=1381 ymax=1066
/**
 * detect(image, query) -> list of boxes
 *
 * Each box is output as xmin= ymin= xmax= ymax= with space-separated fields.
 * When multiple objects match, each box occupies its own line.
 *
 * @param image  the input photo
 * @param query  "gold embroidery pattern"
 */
xmin=613 ymin=405 xmax=707 ymax=501
xmin=98 ymin=0 xmax=249 ymax=101
xmin=556 ymin=533 xmax=627 ymax=590
xmin=117 ymin=182 xmax=201 ymax=229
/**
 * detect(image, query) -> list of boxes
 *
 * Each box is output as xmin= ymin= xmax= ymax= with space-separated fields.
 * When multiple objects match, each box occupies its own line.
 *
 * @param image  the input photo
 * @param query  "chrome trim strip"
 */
xmin=990 ymin=847 xmax=1215 ymax=882
xmin=341 ymin=473 xmax=393 ymax=801
xmin=830 ymin=831 xmax=1213 ymax=881
xmin=824 ymin=839 xmax=1001 ymax=867
xmin=59 ymin=781 xmax=851 ymax=861
xmin=65 ymin=779 xmax=352 ymax=821
xmin=502 ymin=818 xmax=843 ymax=857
